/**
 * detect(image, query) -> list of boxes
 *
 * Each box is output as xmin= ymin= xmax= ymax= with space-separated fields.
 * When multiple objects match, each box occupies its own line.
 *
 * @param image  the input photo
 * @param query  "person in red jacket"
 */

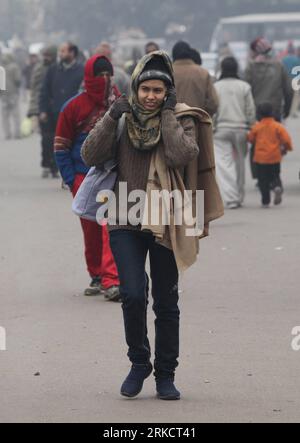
xmin=54 ymin=55 xmax=121 ymax=300
xmin=248 ymin=102 xmax=293 ymax=208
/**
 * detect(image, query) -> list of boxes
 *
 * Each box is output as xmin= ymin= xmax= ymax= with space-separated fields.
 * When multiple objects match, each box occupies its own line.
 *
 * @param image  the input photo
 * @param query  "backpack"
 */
xmin=72 ymin=115 xmax=125 ymax=222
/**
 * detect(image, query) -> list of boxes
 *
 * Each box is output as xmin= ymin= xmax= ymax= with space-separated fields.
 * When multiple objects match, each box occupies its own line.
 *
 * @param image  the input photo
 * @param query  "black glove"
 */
xmin=163 ymin=88 xmax=177 ymax=111
xmin=109 ymin=96 xmax=131 ymax=120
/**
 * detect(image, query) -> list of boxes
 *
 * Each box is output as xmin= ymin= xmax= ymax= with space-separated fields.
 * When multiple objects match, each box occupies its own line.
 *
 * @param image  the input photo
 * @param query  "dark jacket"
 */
xmin=244 ymin=58 xmax=293 ymax=120
xmin=39 ymin=61 xmax=84 ymax=117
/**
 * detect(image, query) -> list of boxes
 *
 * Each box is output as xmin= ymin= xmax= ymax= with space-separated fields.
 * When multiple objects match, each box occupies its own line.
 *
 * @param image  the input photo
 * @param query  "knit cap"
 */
xmin=93 ymin=57 xmax=113 ymax=76
xmin=138 ymin=55 xmax=173 ymax=87
xmin=250 ymin=38 xmax=272 ymax=55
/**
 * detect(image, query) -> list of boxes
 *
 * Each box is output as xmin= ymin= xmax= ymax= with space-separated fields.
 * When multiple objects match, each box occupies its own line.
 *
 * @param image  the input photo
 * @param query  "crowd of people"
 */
xmin=214 ymin=37 xmax=295 ymax=209
xmin=0 ymin=35 xmax=297 ymax=400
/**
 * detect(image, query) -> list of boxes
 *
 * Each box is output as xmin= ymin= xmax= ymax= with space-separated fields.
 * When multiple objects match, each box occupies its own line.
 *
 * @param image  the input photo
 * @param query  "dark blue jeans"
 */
xmin=109 ymin=229 xmax=180 ymax=380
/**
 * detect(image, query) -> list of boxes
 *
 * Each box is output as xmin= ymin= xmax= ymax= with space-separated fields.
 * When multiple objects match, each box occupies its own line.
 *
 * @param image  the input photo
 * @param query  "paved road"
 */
xmin=0 ymin=117 xmax=300 ymax=423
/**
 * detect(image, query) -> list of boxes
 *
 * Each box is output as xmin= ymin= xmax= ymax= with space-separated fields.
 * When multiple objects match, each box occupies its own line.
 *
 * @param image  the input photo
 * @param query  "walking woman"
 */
xmin=82 ymin=51 xmax=223 ymax=400
xmin=214 ymin=57 xmax=256 ymax=209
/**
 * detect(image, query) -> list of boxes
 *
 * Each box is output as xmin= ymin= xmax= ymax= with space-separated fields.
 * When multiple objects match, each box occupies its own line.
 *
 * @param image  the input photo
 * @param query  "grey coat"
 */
xmin=244 ymin=59 xmax=293 ymax=119
xmin=28 ymin=62 xmax=48 ymax=117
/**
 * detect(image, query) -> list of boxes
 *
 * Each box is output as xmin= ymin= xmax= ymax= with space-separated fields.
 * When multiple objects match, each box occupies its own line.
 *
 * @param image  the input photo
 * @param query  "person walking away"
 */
xmin=248 ymin=102 xmax=293 ymax=208
xmin=282 ymin=42 xmax=300 ymax=118
xmin=189 ymin=48 xmax=202 ymax=66
xmin=245 ymin=38 xmax=293 ymax=122
xmin=172 ymin=41 xmax=219 ymax=117
xmin=214 ymin=57 xmax=256 ymax=209
xmin=82 ymin=51 xmax=223 ymax=400
xmin=244 ymin=38 xmax=293 ymax=181
xmin=0 ymin=53 xmax=21 ymax=140
xmin=54 ymin=55 xmax=120 ymax=300
xmin=27 ymin=46 xmax=58 ymax=175
xmin=39 ymin=42 xmax=84 ymax=178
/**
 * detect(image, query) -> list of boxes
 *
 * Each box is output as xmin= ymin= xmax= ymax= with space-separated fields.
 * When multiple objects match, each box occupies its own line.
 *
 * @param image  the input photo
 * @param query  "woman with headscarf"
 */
xmin=54 ymin=55 xmax=120 ymax=300
xmin=214 ymin=57 xmax=256 ymax=209
xmin=82 ymin=51 xmax=223 ymax=400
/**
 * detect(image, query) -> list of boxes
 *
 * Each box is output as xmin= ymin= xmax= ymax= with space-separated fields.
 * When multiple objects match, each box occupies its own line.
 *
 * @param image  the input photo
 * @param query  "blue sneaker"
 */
xmin=121 ymin=363 xmax=153 ymax=398
xmin=156 ymin=378 xmax=181 ymax=401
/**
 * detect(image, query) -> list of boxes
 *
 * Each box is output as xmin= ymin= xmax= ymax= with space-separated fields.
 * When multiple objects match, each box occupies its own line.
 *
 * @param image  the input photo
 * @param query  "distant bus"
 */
xmin=210 ymin=13 xmax=300 ymax=69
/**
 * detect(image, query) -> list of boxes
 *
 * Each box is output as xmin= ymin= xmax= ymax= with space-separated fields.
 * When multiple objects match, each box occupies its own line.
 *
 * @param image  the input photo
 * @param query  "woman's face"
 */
xmin=137 ymin=79 xmax=167 ymax=111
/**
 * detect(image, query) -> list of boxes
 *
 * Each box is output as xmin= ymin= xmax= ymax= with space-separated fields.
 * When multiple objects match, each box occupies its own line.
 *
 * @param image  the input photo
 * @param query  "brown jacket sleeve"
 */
xmin=161 ymin=110 xmax=199 ymax=169
xmin=204 ymin=74 xmax=219 ymax=117
xmin=81 ymin=112 xmax=118 ymax=167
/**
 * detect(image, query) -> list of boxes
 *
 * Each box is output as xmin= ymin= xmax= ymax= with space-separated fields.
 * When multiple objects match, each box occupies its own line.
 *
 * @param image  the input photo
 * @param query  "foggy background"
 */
xmin=1 ymin=0 xmax=300 ymax=52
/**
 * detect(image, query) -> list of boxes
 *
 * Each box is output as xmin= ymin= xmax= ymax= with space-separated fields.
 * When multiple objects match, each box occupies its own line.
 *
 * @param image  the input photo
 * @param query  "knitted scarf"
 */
xmin=126 ymin=51 xmax=174 ymax=151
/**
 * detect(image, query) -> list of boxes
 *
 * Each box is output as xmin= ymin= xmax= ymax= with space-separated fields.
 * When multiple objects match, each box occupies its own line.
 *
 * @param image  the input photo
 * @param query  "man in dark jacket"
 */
xmin=172 ymin=41 xmax=219 ymax=117
xmin=39 ymin=42 xmax=84 ymax=178
xmin=28 ymin=46 xmax=57 ymax=176
xmin=244 ymin=38 xmax=293 ymax=122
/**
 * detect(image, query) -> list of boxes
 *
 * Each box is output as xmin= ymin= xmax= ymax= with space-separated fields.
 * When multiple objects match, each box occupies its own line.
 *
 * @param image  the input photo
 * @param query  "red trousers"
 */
xmin=72 ymin=174 xmax=119 ymax=289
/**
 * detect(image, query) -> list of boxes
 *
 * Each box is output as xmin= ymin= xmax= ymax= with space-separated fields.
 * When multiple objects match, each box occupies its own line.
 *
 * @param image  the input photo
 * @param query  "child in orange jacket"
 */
xmin=248 ymin=103 xmax=293 ymax=207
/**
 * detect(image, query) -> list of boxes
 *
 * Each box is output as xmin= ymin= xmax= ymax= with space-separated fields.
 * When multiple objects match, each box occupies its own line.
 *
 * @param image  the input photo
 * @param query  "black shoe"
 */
xmin=156 ymin=378 xmax=181 ymax=401
xmin=121 ymin=363 xmax=153 ymax=398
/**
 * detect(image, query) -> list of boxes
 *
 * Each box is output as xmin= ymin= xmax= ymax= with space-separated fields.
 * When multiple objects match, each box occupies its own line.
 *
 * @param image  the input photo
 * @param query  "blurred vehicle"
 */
xmin=111 ymin=29 xmax=165 ymax=64
xmin=201 ymin=52 xmax=218 ymax=78
xmin=210 ymin=13 xmax=300 ymax=70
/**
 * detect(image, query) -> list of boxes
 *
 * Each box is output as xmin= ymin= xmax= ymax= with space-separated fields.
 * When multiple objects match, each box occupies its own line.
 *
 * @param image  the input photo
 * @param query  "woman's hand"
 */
xmin=163 ymin=88 xmax=177 ymax=112
xmin=109 ymin=96 xmax=131 ymax=120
